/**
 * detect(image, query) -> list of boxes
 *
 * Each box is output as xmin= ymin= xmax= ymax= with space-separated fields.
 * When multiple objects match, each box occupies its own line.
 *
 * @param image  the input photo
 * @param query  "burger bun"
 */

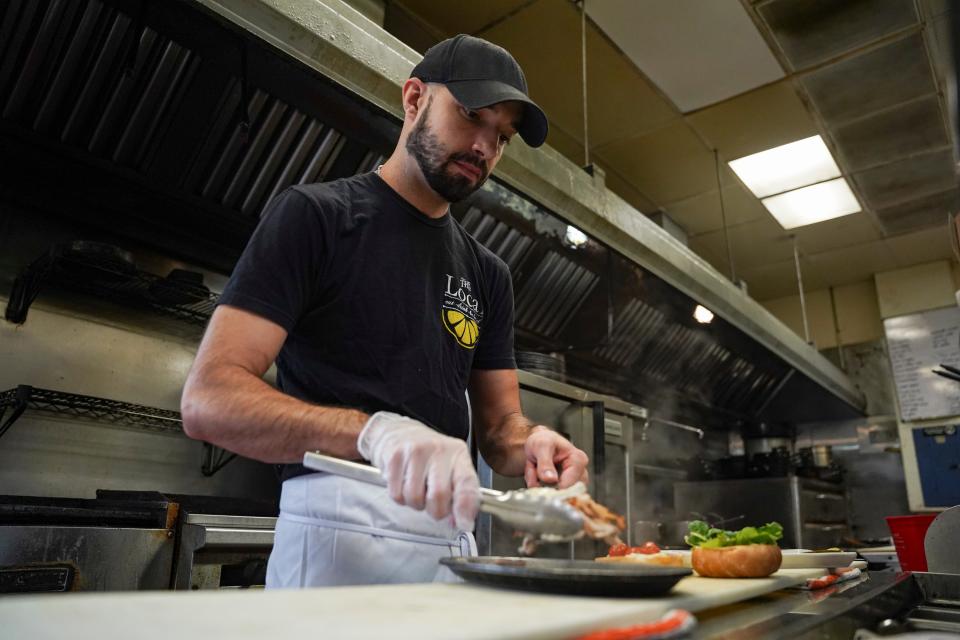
xmin=691 ymin=544 xmax=782 ymax=578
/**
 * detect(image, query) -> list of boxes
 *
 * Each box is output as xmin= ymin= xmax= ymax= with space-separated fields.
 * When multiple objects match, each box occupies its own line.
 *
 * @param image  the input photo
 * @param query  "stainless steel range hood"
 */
xmin=192 ymin=0 xmax=865 ymax=421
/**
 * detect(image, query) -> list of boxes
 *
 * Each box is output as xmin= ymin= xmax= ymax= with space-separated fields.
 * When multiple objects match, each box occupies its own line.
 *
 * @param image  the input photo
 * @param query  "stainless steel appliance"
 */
xmin=741 ymin=420 xmax=795 ymax=457
xmin=476 ymin=370 xmax=644 ymax=559
xmin=0 ymin=491 xmax=278 ymax=592
xmin=674 ymin=476 xmax=848 ymax=548
xmin=0 ymin=494 xmax=177 ymax=592
xmin=173 ymin=513 xmax=275 ymax=590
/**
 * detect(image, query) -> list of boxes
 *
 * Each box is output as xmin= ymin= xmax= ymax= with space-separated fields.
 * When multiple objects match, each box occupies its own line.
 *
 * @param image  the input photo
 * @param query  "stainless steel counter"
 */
xmin=694 ymin=572 xmax=895 ymax=638
xmin=694 ymin=572 xmax=960 ymax=639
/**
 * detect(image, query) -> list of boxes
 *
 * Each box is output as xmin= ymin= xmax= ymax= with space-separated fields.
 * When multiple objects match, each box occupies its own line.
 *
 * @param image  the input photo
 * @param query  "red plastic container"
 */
xmin=886 ymin=514 xmax=938 ymax=572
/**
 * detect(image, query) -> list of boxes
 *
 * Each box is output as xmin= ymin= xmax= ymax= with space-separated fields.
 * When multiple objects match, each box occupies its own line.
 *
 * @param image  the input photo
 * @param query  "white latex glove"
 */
xmin=357 ymin=411 xmax=480 ymax=531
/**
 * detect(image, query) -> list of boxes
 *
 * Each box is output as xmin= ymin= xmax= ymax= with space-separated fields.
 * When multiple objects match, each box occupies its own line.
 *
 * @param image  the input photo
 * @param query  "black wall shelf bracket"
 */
xmin=0 ymin=385 xmax=239 ymax=477
xmin=201 ymin=443 xmax=238 ymax=477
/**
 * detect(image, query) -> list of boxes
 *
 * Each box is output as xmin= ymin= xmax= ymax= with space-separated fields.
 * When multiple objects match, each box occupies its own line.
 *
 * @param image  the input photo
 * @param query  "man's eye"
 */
xmin=499 ymin=135 xmax=511 ymax=146
xmin=462 ymin=108 xmax=479 ymax=120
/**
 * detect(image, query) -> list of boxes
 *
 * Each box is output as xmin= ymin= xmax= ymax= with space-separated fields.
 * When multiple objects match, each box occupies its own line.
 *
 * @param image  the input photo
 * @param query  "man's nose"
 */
xmin=472 ymin=131 xmax=498 ymax=159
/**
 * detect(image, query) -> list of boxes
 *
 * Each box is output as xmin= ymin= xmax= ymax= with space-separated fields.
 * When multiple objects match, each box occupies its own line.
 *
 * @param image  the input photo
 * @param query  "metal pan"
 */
xmin=439 ymin=556 xmax=691 ymax=597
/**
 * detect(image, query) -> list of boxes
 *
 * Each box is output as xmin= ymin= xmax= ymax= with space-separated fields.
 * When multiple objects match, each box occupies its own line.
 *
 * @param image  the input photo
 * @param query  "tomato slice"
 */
xmin=607 ymin=543 xmax=630 ymax=557
xmin=630 ymin=541 xmax=660 ymax=555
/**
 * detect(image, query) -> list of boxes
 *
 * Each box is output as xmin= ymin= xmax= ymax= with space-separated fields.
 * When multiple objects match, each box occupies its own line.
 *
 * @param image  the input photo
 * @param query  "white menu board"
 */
xmin=884 ymin=306 xmax=960 ymax=422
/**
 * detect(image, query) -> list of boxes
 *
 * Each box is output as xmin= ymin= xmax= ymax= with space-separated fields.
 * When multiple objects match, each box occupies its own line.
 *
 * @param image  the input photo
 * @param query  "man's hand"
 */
xmin=523 ymin=426 xmax=589 ymax=489
xmin=357 ymin=412 xmax=479 ymax=531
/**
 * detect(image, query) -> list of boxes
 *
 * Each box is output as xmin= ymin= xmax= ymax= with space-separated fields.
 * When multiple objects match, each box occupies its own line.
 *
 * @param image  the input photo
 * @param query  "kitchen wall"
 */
xmin=761 ymin=280 xmax=884 ymax=351
xmin=760 ymin=259 xmax=960 ymax=352
xmin=0 ymin=205 xmax=280 ymax=503
xmin=873 ymin=260 xmax=960 ymax=511
xmin=764 ymin=257 xmax=960 ymax=515
xmin=0 ymin=299 xmax=280 ymax=502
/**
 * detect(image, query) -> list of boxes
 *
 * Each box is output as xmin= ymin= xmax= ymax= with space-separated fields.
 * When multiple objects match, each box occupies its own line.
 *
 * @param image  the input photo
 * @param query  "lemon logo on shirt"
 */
xmin=442 ymin=274 xmax=483 ymax=350
xmin=443 ymin=309 xmax=479 ymax=348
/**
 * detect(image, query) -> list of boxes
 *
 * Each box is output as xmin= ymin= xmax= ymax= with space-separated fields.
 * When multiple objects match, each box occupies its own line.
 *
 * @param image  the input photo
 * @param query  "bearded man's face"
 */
xmin=405 ymin=95 xmax=491 ymax=203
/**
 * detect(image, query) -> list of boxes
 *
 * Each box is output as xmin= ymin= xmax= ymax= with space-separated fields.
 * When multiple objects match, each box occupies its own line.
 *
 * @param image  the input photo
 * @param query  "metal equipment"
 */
xmin=674 ymin=476 xmax=849 ymax=549
xmin=476 ymin=370 xmax=642 ymax=558
xmin=173 ymin=513 xmax=275 ymax=590
xmin=0 ymin=494 xmax=177 ymax=592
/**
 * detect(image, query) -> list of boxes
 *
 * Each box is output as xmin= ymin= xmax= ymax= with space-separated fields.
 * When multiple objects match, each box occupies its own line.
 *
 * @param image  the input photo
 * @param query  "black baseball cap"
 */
xmin=411 ymin=34 xmax=548 ymax=148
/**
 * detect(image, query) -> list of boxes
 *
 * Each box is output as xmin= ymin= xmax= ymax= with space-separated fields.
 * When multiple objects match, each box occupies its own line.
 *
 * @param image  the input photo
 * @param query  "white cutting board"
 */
xmin=781 ymin=549 xmax=858 ymax=569
xmin=1 ymin=569 xmax=825 ymax=640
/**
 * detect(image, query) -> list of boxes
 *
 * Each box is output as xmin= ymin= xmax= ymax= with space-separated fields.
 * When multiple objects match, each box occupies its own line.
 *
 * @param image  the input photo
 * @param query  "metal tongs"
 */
xmin=302 ymin=452 xmax=584 ymax=536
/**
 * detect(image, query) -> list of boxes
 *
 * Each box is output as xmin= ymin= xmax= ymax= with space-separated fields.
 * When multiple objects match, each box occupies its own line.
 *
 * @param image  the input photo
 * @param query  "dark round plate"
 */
xmin=440 ymin=556 xmax=691 ymax=597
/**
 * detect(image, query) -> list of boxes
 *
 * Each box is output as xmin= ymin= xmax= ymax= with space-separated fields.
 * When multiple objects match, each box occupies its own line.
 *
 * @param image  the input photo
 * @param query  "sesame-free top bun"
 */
xmin=691 ymin=544 xmax=782 ymax=578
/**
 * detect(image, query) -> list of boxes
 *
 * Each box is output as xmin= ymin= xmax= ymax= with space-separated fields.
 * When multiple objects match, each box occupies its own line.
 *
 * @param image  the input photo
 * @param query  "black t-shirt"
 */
xmin=218 ymin=172 xmax=517 ymax=480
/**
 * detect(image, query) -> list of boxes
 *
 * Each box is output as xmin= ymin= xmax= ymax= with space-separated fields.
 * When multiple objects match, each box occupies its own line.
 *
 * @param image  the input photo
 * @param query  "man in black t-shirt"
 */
xmin=181 ymin=34 xmax=589 ymax=586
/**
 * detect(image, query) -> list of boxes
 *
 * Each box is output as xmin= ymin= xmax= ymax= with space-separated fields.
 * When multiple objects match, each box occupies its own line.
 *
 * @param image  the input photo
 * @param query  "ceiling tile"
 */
xmin=875 ymin=188 xmax=960 ymax=234
xmin=544 ymin=122 xmax=586 ymax=169
xmin=831 ymin=95 xmax=949 ymax=172
xmin=690 ymin=216 xmax=795 ymax=271
xmin=391 ymin=0 xmax=535 ymax=38
xmin=685 ymin=235 xmax=730 ymax=275
xmin=756 ymin=0 xmax=919 ymax=71
xmin=664 ymin=183 xmax=767 ymax=235
xmin=583 ymin=31 xmax=680 ymax=148
xmin=885 ymin=226 xmax=956 ymax=266
xmin=739 ymin=257 xmax=823 ymax=301
xmin=587 ymin=0 xmax=784 ymax=113
xmin=686 ymin=80 xmax=818 ymax=160
xmin=383 ymin=4 xmax=442 ymax=53
xmin=799 ymin=33 xmax=935 ymax=124
xmin=599 ymin=162 xmax=659 ymax=215
xmin=804 ymin=240 xmax=899 ymax=288
xmin=593 ymin=121 xmax=727 ymax=204
xmin=792 ymin=212 xmax=883 ymax=254
xmin=852 ymin=147 xmax=956 ymax=210
xmin=479 ymin=0 xmax=678 ymax=152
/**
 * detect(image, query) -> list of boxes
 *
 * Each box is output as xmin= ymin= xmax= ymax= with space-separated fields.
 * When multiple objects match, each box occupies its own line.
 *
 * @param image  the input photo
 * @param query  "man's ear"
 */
xmin=401 ymin=78 xmax=428 ymax=119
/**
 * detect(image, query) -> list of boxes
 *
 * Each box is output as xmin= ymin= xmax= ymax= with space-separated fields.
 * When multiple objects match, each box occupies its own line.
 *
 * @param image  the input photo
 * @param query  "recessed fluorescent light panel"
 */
xmin=728 ymin=135 xmax=841 ymax=199
xmin=761 ymin=178 xmax=861 ymax=229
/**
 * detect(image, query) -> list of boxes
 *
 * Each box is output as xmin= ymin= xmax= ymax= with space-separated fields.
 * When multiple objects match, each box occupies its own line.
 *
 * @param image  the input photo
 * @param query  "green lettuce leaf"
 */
xmin=685 ymin=520 xmax=783 ymax=548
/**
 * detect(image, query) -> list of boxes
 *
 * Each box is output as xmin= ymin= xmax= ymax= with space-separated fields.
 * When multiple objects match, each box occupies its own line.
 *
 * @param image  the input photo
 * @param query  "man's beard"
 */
xmin=405 ymin=99 xmax=489 ymax=203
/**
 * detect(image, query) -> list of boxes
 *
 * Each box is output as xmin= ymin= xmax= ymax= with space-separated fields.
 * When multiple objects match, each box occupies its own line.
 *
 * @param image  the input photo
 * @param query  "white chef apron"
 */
xmin=266 ymin=472 xmax=477 ymax=588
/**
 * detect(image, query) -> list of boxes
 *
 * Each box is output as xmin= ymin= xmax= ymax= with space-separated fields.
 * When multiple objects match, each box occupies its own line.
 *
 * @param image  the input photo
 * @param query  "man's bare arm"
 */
xmin=469 ymin=369 xmax=588 ymax=488
xmin=180 ymin=305 xmax=367 ymax=463
xmin=468 ymin=368 xmax=533 ymax=476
